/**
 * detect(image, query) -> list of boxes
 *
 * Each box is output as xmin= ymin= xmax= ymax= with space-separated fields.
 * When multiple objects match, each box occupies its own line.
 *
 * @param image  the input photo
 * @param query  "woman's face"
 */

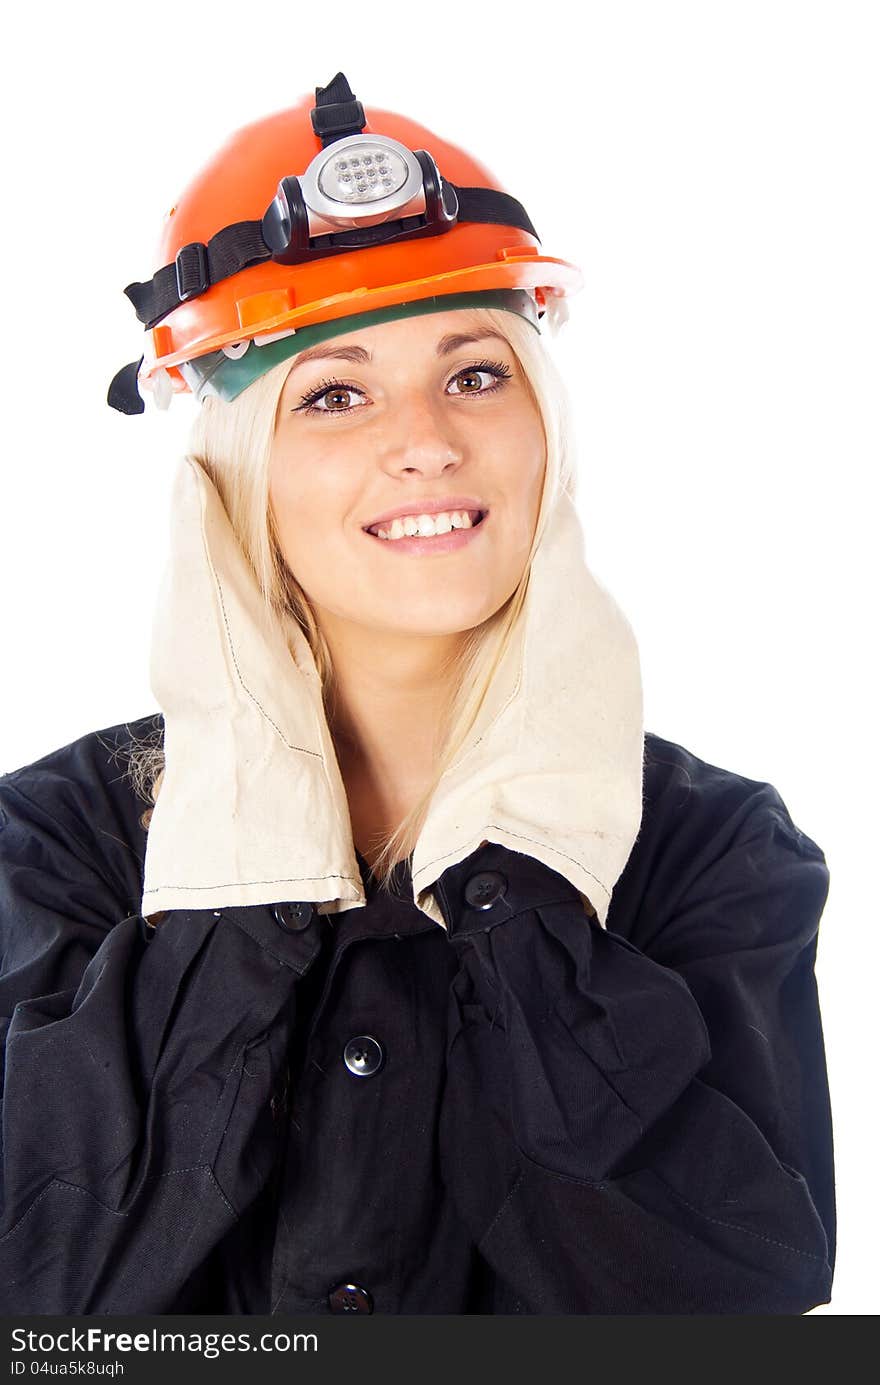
xmin=268 ymin=308 xmax=546 ymax=640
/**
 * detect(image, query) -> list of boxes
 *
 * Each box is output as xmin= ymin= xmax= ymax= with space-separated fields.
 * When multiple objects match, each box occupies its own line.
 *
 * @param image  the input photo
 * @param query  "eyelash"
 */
xmin=293 ymin=358 xmax=514 ymax=417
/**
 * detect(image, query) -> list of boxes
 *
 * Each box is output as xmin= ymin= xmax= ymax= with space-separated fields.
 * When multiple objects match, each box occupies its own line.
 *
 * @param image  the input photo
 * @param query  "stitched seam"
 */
xmin=515 ymin=1151 xmax=827 ymax=1264
xmin=543 ymin=1000 xmax=645 ymax=1130
xmin=645 ymin=1169 xmax=829 ymax=1263
xmin=198 ymin=1027 xmax=277 ymax=1199
xmin=417 ymin=824 xmax=612 ymax=899
xmin=0 ymin=1167 xmax=235 ymax=1239
xmin=195 ymin=1038 xmax=258 ymax=1168
xmin=146 ymin=838 xmax=607 ymax=899
xmin=0 ymin=1179 xmax=68 ymax=1240
xmin=224 ymin=915 xmax=314 ymax=972
xmin=481 ymin=1168 xmax=525 ymax=1243
xmin=144 ymin=870 xmax=361 ymax=897
xmin=104 ymin=1166 xmax=237 ymax=1313
xmin=203 ymin=1166 xmax=238 ymax=1220
xmin=516 ymin=1147 xmax=610 ymax=1189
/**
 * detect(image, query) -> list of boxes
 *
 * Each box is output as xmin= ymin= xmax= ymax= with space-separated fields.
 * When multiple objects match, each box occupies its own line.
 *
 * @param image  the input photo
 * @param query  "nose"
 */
xmin=379 ymin=392 xmax=465 ymax=476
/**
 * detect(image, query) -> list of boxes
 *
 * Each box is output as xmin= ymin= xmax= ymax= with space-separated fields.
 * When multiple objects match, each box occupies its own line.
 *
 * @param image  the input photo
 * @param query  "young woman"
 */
xmin=0 ymin=74 xmax=835 ymax=1315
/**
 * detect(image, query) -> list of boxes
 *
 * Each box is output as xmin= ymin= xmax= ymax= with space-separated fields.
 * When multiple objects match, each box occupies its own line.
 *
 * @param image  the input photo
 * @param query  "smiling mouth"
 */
xmin=361 ymin=510 xmax=490 ymax=554
xmin=363 ymin=510 xmax=488 ymax=541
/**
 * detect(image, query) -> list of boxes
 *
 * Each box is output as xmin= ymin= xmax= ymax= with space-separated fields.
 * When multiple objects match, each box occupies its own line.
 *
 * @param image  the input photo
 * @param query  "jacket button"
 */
xmin=464 ymin=870 xmax=508 ymax=910
xmin=328 ymin=1282 xmax=373 ymax=1314
xmin=272 ymin=901 xmax=314 ymax=933
xmin=343 ymin=1035 xmax=384 ymax=1077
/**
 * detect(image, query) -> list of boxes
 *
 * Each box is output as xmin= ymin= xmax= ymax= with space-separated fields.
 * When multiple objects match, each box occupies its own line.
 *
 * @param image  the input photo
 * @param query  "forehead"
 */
xmin=329 ymin=306 xmax=500 ymax=346
xmin=284 ymin=308 xmax=511 ymax=376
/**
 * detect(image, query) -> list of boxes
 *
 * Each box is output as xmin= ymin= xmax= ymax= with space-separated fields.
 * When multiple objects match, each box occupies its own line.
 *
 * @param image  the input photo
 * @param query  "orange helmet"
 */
xmin=108 ymin=72 xmax=584 ymax=414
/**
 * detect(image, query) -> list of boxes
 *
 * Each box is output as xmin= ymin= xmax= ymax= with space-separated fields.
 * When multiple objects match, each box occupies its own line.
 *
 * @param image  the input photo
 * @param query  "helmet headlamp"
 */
xmin=262 ymin=133 xmax=458 ymax=264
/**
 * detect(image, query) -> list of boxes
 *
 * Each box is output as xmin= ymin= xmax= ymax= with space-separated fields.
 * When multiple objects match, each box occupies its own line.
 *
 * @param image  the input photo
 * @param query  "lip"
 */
xmin=361 ymin=496 xmax=488 ymax=530
xmin=363 ymin=510 xmax=490 ymax=556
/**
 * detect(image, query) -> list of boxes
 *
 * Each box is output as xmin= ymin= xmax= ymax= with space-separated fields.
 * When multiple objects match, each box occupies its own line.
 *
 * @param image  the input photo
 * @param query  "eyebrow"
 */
xmin=286 ymin=329 xmax=510 ymax=374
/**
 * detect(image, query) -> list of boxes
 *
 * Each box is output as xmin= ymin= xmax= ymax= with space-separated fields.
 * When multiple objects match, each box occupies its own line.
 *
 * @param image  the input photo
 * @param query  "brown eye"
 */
xmin=447 ymin=359 xmax=513 ymax=400
xmin=295 ymin=378 xmax=369 ymax=416
xmin=454 ymin=369 xmax=483 ymax=393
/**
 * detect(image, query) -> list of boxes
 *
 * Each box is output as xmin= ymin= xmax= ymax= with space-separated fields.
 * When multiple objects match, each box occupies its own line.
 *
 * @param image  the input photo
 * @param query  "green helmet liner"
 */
xmin=178 ymin=289 xmax=541 ymax=404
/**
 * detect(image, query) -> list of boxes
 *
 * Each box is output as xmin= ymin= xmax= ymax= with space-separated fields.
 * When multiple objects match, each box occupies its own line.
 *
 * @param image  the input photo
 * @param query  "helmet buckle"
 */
xmin=175 ymin=242 xmax=210 ymax=303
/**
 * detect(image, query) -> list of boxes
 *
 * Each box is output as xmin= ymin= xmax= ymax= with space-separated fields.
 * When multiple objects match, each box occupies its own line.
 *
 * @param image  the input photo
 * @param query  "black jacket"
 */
xmin=0 ymin=714 xmax=835 ymax=1314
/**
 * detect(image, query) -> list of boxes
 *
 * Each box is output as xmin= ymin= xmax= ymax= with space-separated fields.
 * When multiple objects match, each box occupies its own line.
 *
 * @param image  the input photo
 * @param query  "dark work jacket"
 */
xmin=0 ymin=714 xmax=836 ymax=1314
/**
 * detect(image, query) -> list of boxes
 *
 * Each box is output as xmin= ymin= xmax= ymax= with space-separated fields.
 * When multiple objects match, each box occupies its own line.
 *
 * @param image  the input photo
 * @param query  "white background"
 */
xmin=1 ymin=0 xmax=875 ymax=1314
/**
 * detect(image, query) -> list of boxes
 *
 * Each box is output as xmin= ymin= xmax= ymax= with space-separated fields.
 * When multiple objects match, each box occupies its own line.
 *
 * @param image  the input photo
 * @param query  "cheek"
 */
xmin=269 ymin=449 xmax=350 ymax=567
xmin=499 ymin=411 xmax=547 ymax=529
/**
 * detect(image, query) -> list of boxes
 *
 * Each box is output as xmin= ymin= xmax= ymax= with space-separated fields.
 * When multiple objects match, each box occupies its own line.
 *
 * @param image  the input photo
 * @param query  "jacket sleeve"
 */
xmin=438 ymin=786 xmax=835 ymax=1315
xmin=0 ymin=774 xmax=310 ymax=1314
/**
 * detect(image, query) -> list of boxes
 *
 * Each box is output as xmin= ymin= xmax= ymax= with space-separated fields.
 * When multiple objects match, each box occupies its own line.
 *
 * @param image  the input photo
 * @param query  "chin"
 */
xmin=376 ymin=601 xmax=494 ymax=637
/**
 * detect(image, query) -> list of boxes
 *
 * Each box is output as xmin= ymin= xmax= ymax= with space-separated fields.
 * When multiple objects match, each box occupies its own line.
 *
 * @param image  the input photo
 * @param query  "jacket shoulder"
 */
xmin=642 ymin=728 xmax=826 ymax=851
xmin=0 ymin=712 xmax=164 ymax=920
xmin=609 ymin=730 xmax=829 ymax=947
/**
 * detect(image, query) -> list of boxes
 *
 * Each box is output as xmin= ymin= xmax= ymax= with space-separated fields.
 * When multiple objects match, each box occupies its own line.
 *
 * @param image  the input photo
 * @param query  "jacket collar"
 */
xmin=141 ymin=455 xmax=644 ymax=930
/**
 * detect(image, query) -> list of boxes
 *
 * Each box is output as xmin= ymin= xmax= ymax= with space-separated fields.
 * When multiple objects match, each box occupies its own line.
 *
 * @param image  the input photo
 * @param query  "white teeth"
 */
xmin=373 ymin=509 xmax=481 ymax=541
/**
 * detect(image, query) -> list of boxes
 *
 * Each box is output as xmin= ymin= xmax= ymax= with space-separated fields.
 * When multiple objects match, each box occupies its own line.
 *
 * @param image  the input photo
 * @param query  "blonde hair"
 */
xmin=127 ymin=302 xmax=577 ymax=896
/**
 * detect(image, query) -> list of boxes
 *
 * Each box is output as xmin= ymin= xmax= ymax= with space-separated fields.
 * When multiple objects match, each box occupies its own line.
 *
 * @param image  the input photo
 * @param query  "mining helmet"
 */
xmin=108 ymin=72 xmax=584 ymax=414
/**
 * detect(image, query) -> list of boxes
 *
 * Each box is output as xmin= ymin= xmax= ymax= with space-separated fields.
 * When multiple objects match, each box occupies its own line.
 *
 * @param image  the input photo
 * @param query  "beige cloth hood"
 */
xmin=141 ymin=455 xmax=645 ymax=930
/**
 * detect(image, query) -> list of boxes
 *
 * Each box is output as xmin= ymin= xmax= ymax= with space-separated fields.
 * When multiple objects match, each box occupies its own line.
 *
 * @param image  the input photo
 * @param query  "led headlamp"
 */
xmin=262 ymin=133 xmax=458 ymax=263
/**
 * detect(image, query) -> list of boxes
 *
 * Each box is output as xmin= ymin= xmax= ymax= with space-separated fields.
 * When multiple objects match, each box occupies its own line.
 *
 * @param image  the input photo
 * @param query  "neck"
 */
xmin=317 ymin=611 xmax=466 ymax=853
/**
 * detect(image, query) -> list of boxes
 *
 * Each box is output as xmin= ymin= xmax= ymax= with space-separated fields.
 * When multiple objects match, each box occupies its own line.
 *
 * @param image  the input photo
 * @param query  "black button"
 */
xmin=328 ymin=1282 xmax=373 ymax=1313
xmin=464 ymin=870 xmax=508 ymax=910
xmin=343 ymin=1035 xmax=384 ymax=1077
xmin=272 ymin=901 xmax=314 ymax=933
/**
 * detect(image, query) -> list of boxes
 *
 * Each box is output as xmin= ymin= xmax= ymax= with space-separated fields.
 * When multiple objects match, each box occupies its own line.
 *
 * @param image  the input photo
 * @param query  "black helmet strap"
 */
xmin=121 ymin=182 xmax=538 ymax=333
xmin=311 ymin=72 xmax=367 ymax=147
